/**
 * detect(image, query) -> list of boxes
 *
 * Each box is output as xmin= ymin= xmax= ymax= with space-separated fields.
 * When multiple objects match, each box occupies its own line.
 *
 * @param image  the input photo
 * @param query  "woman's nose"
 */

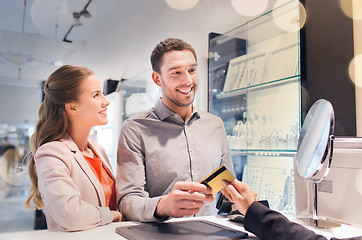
xmin=103 ymin=96 xmax=110 ymax=106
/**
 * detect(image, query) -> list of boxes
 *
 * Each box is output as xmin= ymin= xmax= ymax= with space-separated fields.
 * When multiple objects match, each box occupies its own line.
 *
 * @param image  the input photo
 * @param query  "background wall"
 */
xmin=0 ymin=0 xmax=361 ymax=131
xmin=1 ymin=0 xmax=274 ymax=127
xmin=353 ymin=0 xmax=362 ymax=136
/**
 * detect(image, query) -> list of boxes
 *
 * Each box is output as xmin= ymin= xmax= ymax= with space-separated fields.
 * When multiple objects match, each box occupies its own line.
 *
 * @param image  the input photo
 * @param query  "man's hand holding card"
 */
xmin=155 ymin=165 xmax=234 ymax=219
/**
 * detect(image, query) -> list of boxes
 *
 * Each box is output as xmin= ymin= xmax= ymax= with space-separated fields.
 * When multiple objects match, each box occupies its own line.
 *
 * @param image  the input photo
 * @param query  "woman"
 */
xmin=222 ymin=180 xmax=346 ymax=240
xmin=25 ymin=65 xmax=122 ymax=231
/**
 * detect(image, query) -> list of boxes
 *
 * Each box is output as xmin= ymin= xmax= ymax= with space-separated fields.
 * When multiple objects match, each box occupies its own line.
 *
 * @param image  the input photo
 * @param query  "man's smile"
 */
xmin=177 ymin=86 xmax=193 ymax=95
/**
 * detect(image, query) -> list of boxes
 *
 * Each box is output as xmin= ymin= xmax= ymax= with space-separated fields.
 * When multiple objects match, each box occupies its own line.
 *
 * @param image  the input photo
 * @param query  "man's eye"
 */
xmin=189 ymin=68 xmax=196 ymax=73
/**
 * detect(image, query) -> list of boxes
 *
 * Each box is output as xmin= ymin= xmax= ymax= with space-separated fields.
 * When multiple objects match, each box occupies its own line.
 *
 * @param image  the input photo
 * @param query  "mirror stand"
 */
xmin=298 ymin=182 xmax=340 ymax=228
xmin=298 ymin=135 xmax=340 ymax=229
xmin=309 ymin=182 xmax=340 ymax=228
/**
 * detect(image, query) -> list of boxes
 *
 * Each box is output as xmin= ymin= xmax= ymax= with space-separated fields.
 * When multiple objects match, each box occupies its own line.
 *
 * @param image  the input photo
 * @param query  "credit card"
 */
xmin=200 ymin=165 xmax=235 ymax=195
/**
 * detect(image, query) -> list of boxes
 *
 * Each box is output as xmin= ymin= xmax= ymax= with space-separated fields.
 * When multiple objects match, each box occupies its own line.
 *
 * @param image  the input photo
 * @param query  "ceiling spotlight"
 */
xmin=73 ymin=12 xmax=81 ymax=19
xmin=63 ymin=0 xmax=92 ymax=43
xmin=80 ymin=9 xmax=91 ymax=18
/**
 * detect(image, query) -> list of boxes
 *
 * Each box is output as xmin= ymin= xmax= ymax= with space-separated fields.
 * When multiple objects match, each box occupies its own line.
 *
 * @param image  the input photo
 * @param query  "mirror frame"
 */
xmin=296 ymin=99 xmax=335 ymax=183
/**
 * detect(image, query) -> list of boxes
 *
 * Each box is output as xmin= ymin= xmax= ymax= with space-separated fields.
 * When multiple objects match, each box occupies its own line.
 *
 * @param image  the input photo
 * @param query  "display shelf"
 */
xmin=216 ymin=75 xmax=299 ymax=99
xmin=231 ymin=149 xmax=297 ymax=157
xmin=208 ymin=0 xmax=301 ymax=212
xmin=222 ymin=41 xmax=299 ymax=93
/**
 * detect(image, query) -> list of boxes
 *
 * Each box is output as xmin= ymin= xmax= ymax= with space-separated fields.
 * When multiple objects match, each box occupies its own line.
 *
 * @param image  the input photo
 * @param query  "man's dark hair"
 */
xmin=150 ymin=38 xmax=197 ymax=73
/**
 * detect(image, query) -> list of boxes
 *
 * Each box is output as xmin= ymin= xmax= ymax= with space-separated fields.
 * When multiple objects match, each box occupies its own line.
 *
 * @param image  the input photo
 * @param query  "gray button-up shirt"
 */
xmin=117 ymin=99 xmax=234 ymax=222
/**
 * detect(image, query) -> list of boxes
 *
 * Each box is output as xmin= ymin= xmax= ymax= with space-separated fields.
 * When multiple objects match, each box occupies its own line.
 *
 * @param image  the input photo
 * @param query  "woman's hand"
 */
xmin=111 ymin=211 xmax=122 ymax=222
xmin=222 ymin=179 xmax=256 ymax=215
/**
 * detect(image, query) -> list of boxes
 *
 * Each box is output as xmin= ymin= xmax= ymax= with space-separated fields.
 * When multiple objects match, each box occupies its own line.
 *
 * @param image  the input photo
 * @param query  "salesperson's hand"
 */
xmin=222 ymin=179 xmax=256 ymax=215
xmin=155 ymin=181 xmax=213 ymax=218
xmin=111 ymin=211 xmax=122 ymax=222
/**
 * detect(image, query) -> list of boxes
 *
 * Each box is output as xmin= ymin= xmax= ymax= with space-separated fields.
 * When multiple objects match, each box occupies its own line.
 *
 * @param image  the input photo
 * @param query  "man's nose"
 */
xmin=183 ymin=71 xmax=193 ymax=85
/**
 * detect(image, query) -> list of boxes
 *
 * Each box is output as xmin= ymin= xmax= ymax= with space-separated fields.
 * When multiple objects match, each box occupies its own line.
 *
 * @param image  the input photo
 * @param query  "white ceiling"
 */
xmin=0 ymin=0 xmax=120 ymax=82
xmin=0 ymin=0 xmax=279 ymax=127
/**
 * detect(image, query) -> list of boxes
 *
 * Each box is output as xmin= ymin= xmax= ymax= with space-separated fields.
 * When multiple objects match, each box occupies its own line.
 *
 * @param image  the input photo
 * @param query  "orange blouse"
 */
xmin=83 ymin=153 xmax=117 ymax=211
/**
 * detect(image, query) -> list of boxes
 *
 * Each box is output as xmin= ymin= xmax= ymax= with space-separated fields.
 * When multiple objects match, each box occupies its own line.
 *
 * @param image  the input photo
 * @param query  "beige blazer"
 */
xmin=35 ymin=133 xmax=115 ymax=231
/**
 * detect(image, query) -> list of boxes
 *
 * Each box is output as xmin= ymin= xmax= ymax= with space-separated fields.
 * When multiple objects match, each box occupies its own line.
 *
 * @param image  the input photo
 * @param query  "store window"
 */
xmin=0 ymin=126 xmax=34 ymax=232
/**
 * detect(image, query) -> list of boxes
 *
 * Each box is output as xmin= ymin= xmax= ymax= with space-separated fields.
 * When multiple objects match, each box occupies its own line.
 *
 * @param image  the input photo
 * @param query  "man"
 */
xmin=117 ymin=38 xmax=234 ymax=222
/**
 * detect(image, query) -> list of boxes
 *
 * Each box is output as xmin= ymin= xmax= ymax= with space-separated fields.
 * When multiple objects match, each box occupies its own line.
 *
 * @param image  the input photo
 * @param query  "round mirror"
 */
xmin=296 ymin=99 xmax=335 ymax=182
xmin=296 ymin=99 xmax=340 ymax=228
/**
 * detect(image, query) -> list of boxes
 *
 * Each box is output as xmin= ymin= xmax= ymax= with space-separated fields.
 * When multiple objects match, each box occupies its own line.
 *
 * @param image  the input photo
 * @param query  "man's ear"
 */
xmin=65 ymin=102 xmax=77 ymax=115
xmin=152 ymin=71 xmax=162 ymax=87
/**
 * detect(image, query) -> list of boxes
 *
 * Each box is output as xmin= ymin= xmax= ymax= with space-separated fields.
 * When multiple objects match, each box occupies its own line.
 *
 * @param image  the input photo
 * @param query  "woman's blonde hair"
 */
xmin=25 ymin=65 xmax=94 ymax=209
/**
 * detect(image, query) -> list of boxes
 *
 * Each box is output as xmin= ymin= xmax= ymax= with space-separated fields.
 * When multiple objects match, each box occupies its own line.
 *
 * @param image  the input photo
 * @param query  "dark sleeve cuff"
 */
xmin=153 ymin=211 xmax=170 ymax=222
xmin=244 ymin=201 xmax=270 ymax=237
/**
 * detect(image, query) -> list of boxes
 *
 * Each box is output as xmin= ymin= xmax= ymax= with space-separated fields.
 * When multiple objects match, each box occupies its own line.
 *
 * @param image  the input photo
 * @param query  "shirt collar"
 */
xmin=154 ymin=98 xmax=200 ymax=122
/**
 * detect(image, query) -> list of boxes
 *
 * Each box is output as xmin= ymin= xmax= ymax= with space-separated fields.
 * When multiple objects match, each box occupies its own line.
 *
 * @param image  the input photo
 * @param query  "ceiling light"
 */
xmin=340 ymin=0 xmax=362 ymax=20
xmin=31 ymin=0 xmax=69 ymax=31
xmin=54 ymin=60 xmax=63 ymax=66
xmin=272 ymin=0 xmax=306 ymax=32
xmin=73 ymin=12 xmax=81 ymax=19
xmin=230 ymin=0 xmax=268 ymax=17
xmin=80 ymin=9 xmax=91 ymax=18
xmin=165 ymin=0 xmax=199 ymax=11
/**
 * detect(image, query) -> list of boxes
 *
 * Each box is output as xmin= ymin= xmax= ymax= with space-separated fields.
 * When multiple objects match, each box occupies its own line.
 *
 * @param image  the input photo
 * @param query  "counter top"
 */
xmin=1 ymin=215 xmax=362 ymax=240
xmin=0 ymin=215 xmax=252 ymax=240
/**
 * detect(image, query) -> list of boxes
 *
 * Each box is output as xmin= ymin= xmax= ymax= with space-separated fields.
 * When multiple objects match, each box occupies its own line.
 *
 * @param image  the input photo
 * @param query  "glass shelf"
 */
xmin=208 ymin=0 xmax=301 ymax=212
xmin=216 ymin=75 xmax=299 ymax=99
xmin=231 ymin=150 xmax=297 ymax=157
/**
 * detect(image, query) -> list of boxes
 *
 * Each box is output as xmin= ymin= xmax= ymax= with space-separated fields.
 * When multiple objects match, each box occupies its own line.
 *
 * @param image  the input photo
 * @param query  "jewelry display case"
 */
xmin=208 ymin=0 xmax=301 ymax=212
